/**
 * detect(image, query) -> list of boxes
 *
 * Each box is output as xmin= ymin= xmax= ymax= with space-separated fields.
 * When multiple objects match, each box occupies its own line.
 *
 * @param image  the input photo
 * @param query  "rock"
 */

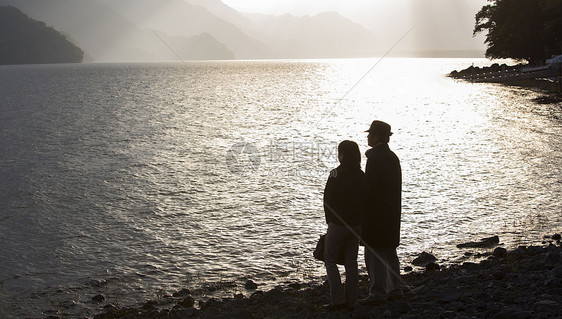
xmin=288 ymin=282 xmax=301 ymax=290
xmin=440 ymin=310 xmax=456 ymax=318
xmin=367 ymin=307 xmax=381 ymax=318
xmin=179 ymin=296 xmax=195 ymax=308
xmin=244 ymin=280 xmax=258 ymax=290
xmin=199 ymin=307 xmax=220 ymax=319
xmin=199 ymin=298 xmax=220 ymax=311
xmin=426 ymin=262 xmax=440 ymax=271
xmin=461 ymin=262 xmax=479 ymax=272
xmin=142 ymin=300 xmax=157 ymax=309
xmin=493 ymin=247 xmax=507 ymax=258
xmin=103 ymin=304 xmax=116 ymax=310
xmin=412 ymin=251 xmax=437 ymax=266
xmin=404 ymin=266 xmax=413 ymax=272
xmin=92 ymin=294 xmax=105 ymax=302
xmin=510 ymin=246 xmax=528 ymax=256
xmin=527 ymin=246 xmax=543 ymax=255
xmin=496 ymin=309 xmax=530 ymax=319
xmin=437 ymin=288 xmax=464 ymax=303
xmin=262 ymin=288 xmax=284 ymax=305
xmin=175 ymin=307 xmax=197 ymax=319
xmin=457 ymin=235 xmax=499 ymax=248
xmin=544 ymin=252 xmax=562 ymax=265
xmin=552 ymin=234 xmax=561 ymax=241
xmin=450 ymin=301 xmax=465 ymax=312
xmin=390 ymin=299 xmax=411 ymax=314
xmin=232 ymin=309 xmax=254 ymax=319
xmin=382 ymin=309 xmax=392 ymax=318
xmin=552 ymin=265 xmax=562 ymax=278
xmin=493 ymin=271 xmax=506 ymax=280
xmin=351 ymin=306 xmax=370 ymax=319
xmin=534 ymin=299 xmax=557 ymax=310
xmin=173 ymin=288 xmax=192 ymax=297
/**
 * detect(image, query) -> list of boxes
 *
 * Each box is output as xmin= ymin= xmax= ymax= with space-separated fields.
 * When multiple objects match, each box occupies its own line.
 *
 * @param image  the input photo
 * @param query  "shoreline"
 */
xmin=449 ymin=63 xmax=562 ymax=104
xmin=88 ymin=233 xmax=562 ymax=319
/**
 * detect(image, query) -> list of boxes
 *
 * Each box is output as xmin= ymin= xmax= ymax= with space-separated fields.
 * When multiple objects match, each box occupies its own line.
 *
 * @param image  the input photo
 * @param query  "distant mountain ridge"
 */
xmin=0 ymin=0 xmax=408 ymax=62
xmin=0 ymin=6 xmax=83 ymax=64
xmin=0 ymin=0 xmax=237 ymax=62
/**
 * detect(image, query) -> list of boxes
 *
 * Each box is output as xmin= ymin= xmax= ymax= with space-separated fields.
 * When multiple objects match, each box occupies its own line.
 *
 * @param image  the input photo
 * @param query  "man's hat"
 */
xmin=365 ymin=120 xmax=393 ymax=136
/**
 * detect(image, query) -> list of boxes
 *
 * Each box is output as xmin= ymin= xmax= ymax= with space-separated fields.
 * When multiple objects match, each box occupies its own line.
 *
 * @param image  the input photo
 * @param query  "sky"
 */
xmin=221 ymin=0 xmax=489 ymax=52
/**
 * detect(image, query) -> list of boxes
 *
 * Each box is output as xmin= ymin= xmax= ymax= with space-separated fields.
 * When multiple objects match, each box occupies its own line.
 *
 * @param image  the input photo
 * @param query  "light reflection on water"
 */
xmin=0 ymin=59 xmax=560 ymax=318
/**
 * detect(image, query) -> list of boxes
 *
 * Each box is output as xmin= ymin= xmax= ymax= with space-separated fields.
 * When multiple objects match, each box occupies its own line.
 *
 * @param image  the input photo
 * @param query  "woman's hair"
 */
xmin=338 ymin=140 xmax=361 ymax=168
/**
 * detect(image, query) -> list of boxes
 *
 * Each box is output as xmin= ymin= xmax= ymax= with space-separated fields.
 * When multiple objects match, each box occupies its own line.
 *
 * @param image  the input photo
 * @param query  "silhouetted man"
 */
xmin=359 ymin=120 xmax=402 ymax=304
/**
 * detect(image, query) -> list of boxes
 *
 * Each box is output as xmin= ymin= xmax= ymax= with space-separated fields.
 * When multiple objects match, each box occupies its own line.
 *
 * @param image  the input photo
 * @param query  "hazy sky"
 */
xmin=221 ymin=0 xmax=489 ymax=52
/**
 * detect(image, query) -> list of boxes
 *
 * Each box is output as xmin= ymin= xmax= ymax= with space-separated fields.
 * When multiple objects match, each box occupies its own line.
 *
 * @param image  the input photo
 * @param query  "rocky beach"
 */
xmin=448 ymin=63 xmax=562 ymax=104
xmin=79 ymin=234 xmax=562 ymax=319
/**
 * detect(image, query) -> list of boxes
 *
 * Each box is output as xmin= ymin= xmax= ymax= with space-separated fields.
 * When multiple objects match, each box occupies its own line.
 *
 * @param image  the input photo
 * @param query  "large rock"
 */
xmin=412 ymin=252 xmax=437 ymax=266
xmin=245 ymin=280 xmax=258 ymax=290
xmin=457 ymin=236 xmax=499 ymax=248
xmin=493 ymin=247 xmax=508 ymax=257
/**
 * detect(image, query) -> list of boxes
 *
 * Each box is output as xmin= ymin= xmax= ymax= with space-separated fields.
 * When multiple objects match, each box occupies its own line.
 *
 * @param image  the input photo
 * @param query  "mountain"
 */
xmin=0 ymin=0 xmax=234 ymax=62
xmin=96 ymin=0 xmax=272 ymax=59
xmin=245 ymin=12 xmax=380 ymax=58
xmin=0 ymin=0 xmax=392 ymax=61
xmin=0 ymin=6 xmax=83 ymax=64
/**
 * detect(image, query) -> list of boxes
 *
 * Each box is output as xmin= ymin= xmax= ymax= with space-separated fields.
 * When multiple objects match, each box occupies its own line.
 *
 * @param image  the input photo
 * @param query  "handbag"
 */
xmin=313 ymin=234 xmax=345 ymax=265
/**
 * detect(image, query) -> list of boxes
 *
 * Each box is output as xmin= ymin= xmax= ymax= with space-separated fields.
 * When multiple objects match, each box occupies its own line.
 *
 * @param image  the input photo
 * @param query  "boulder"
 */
xmin=173 ymin=288 xmax=192 ymax=297
xmin=412 ymin=252 xmax=437 ymax=266
xmin=244 ymin=280 xmax=258 ymax=290
xmin=425 ymin=262 xmax=440 ymax=272
xmin=493 ymin=247 xmax=507 ymax=258
xmin=179 ymin=296 xmax=195 ymax=308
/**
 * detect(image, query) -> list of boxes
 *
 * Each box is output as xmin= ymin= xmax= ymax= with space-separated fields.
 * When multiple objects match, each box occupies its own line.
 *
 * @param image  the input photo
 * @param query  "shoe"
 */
xmin=322 ymin=303 xmax=349 ymax=311
xmin=357 ymin=295 xmax=387 ymax=306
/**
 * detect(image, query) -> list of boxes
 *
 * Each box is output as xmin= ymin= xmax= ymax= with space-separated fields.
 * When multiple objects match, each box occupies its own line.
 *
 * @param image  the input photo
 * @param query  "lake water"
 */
xmin=0 ymin=59 xmax=561 ymax=318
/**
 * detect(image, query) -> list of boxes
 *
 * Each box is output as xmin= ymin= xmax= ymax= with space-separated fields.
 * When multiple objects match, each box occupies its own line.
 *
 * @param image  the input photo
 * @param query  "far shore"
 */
xmin=87 ymin=233 xmax=562 ymax=319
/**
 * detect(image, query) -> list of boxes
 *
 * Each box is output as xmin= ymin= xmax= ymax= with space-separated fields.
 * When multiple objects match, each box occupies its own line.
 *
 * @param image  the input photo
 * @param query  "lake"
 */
xmin=0 ymin=58 xmax=561 ymax=318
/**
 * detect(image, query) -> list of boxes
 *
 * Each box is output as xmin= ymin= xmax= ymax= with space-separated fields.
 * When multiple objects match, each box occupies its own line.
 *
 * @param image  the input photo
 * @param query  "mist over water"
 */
xmin=0 ymin=59 xmax=561 ymax=318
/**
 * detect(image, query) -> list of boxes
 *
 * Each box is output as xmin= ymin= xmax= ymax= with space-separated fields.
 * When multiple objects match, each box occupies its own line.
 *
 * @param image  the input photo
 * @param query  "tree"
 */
xmin=474 ymin=0 xmax=562 ymax=64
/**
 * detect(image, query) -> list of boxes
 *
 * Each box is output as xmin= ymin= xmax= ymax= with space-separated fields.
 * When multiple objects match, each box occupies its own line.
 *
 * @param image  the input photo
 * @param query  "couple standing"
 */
xmin=323 ymin=120 xmax=402 ymax=310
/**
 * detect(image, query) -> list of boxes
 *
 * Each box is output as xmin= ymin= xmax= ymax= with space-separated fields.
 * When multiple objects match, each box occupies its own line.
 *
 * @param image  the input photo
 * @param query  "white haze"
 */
xmin=223 ymin=0 xmax=488 ymax=55
xmin=0 ymin=0 xmax=488 ymax=62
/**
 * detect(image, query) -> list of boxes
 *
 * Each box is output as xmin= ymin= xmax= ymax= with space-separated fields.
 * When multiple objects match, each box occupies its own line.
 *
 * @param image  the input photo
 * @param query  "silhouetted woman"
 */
xmin=323 ymin=140 xmax=367 ymax=310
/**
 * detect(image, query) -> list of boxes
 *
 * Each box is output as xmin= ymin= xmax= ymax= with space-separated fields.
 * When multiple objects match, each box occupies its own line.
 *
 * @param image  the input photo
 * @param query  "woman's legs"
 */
xmin=325 ymin=223 xmax=360 ymax=306
xmin=343 ymin=227 xmax=360 ymax=306
xmin=325 ymin=223 xmax=345 ymax=305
